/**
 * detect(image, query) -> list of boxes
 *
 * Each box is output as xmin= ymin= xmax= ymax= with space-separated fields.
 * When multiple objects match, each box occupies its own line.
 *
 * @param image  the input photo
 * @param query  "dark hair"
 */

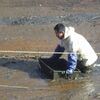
xmin=54 ymin=23 xmax=65 ymax=33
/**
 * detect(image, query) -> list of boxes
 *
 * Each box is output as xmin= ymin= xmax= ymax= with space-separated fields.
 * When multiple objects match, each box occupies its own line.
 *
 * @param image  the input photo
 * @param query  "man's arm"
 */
xmin=66 ymin=53 xmax=77 ymax=74
xmin=50 ymin=45 xmax=65 ymax=60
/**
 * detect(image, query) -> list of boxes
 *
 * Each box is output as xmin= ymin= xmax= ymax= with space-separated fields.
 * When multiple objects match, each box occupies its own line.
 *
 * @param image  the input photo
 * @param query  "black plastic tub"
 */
xmin=38 ymin=58 xmax=67 ymax=80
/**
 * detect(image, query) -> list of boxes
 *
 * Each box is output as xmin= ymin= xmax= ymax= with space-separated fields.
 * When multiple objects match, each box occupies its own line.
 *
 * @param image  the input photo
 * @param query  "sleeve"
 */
xmin=50 ymin=44 xmax=65 ymax=60
xmin=67 ymin=52 xmax=77 ymax=71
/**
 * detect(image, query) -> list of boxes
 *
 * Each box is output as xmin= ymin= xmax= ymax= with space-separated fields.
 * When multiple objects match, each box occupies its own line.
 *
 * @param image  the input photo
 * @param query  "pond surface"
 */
xmin=0 ymin=57 xmax=99 ymax=100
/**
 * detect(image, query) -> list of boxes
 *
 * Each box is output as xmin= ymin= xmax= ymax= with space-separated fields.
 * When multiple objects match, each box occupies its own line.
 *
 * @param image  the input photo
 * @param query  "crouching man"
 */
xmin=50 ymin=23 xmax=98 ymax=78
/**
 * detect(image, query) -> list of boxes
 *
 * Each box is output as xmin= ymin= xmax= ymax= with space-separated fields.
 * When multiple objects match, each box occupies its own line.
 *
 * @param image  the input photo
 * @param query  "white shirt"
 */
xmin=60 ymin=27 xmax=98 ymax=66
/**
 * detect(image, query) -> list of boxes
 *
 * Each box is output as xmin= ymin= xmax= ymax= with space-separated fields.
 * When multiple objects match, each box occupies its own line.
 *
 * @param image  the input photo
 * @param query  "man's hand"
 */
xmin=65 ymin=69 xmax=73 ymax=80
xmin=66 ymin=69 xmax=73 ymax=74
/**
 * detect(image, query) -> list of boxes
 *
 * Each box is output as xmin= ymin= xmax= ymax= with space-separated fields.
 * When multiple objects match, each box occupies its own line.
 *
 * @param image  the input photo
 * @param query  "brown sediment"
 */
xmin=0 ymin=39 xmax=54 ymax=51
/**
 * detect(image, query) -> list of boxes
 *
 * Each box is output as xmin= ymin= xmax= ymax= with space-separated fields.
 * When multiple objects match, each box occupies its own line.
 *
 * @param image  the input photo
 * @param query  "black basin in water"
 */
xmin=38 ymin=58 xmax=67 ymax=80
xmin=39 ymin=58 xmax=82 ymax=80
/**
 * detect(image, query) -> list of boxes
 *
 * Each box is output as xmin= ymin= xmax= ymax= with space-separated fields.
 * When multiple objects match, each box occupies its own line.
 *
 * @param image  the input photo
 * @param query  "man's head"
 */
xmin=54 ymin=23 xmax=65 ymax=39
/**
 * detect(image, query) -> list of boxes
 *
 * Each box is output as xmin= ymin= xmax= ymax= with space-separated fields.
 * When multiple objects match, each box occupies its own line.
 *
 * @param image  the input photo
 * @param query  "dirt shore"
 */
xmin=0 ymin=1 xmax=100 ymax=52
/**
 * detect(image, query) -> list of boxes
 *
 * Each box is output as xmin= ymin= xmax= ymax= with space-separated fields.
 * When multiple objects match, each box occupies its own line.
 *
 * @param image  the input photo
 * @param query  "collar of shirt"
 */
xmin=64 ymin=26 xmax=75 ymax=39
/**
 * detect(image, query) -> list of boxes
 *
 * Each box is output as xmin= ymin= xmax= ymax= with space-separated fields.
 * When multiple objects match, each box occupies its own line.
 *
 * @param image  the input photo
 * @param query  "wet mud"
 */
xmin=0 ymin=57 xmax=100 ymax=99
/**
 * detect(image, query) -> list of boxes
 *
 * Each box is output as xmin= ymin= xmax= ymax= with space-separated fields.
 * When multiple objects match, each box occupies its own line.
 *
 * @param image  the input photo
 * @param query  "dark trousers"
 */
xmin=76 ymin=60 xmax=95 ymax=73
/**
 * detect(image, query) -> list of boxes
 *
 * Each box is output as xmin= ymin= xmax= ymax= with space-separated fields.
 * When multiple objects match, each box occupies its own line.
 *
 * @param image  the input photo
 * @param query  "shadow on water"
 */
xmin=0 ymin=57 xmax=43 ymax=79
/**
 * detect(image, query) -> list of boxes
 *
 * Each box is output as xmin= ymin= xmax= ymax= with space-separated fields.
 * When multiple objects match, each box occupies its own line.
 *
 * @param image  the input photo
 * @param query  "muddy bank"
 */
xmin=0 ymin=0 xmax=100 ymax=7
xmin=0 ymin=0 xmax=100 ymax=52
xmin=0 ymin=13 xmax=100 ymax=52
xmin=0 ymin=13 xmax=100 ymax=25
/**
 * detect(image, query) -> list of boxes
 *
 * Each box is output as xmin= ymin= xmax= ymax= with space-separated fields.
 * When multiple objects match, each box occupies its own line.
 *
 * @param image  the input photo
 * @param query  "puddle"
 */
xmin=0 ymin=57 xmax=99 ymax=99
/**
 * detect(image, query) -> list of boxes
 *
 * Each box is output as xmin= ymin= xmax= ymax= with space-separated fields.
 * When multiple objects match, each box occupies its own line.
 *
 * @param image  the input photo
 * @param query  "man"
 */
xmin=51 ymin=23 xmax=98 ymax=77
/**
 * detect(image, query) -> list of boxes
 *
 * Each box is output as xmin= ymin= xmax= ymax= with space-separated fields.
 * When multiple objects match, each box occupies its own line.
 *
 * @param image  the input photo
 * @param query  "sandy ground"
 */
xmin=0 ymin=0 xmax=100 ymax=52
xmin=0 ymin=0 xmax=100 ymax=100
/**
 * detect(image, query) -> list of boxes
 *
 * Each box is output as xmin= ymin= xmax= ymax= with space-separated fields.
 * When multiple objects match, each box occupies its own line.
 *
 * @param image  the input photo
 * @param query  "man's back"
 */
xmin=61 ymin=29 xmax=98 ymax=66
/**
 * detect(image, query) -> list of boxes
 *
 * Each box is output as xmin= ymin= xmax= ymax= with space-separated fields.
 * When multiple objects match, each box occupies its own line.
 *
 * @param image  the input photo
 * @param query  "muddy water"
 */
xmin=0 ymin=57 xmax=99 ymax=100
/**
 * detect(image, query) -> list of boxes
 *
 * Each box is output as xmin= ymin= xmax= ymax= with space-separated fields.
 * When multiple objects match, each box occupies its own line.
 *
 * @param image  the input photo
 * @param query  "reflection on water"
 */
xmin=73 ymin=61 xmax=100 ymax=100
xmin=37 ymin=59 xmax=100 ymax=100
xmin=83 ymin=81 xmax=95 ymax=95
xmin=44 ymin=77 xmax=95 ymax=100
xmin=66 ymin=79 xmax=95 ymax=100
xmin=37 ymin=57 xmax=100 ymax=99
